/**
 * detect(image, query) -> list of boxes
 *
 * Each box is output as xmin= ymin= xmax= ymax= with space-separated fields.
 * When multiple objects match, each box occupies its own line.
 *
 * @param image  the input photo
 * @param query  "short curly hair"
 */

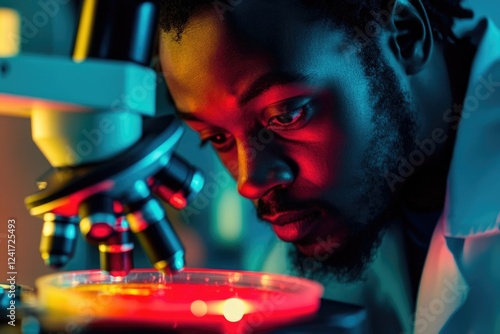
xmin=159 ymin=0 xmax=473 ymax=43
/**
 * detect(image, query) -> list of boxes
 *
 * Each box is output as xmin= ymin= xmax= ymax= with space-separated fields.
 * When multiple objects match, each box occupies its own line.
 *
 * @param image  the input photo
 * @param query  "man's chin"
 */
xmin=287 ymin=223 xmax=388 ymax=284
xmin=294 ymin=235 xmax=344 ymax=258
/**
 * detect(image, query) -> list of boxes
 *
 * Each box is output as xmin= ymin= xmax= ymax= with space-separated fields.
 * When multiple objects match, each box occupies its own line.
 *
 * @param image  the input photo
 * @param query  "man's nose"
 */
xmin=236 ymin=142 xmax=294 ymax=200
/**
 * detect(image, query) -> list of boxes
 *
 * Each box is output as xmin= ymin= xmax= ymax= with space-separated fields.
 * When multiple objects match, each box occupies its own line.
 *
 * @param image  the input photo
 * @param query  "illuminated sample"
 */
xmin=36 ymin=269 xmax=323 ymax=333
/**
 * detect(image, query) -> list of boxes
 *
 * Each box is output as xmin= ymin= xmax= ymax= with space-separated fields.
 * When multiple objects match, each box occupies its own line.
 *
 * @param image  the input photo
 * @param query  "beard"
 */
xmin=287 ymin=210 xmax=392 ymax=284
xmin=259 ymin=42 xmax=419 ymax=284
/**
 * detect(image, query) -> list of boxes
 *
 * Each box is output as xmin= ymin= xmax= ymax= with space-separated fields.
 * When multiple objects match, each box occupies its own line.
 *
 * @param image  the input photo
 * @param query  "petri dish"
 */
xmin=36 ymin=268 xmax=323 ymax=333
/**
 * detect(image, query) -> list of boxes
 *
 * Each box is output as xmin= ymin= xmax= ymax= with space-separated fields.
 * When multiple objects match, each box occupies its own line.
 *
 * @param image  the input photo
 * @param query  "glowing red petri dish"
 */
xmin=36 ymin=269 xmax=323 ymax=333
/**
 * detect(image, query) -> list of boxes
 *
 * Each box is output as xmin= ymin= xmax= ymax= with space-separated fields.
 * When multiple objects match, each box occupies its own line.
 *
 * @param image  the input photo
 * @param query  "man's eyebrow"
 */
xmin=238 ymin=71 xmax=310 ymax=107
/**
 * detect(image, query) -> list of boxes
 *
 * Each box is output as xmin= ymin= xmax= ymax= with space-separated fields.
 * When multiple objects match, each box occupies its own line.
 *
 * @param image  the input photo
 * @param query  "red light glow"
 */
xmin=40 ymin=269 xmax=322 ymax=333
xmin=89 ymin=224 xmax=114 ymax=239
xmin=169 ymin=193 xmax=187 ymax=209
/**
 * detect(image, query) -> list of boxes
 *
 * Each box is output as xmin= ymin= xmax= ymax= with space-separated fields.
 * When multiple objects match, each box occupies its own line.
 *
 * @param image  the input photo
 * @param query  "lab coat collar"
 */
xmin=445 ymin=18 xmax=500 ymax=237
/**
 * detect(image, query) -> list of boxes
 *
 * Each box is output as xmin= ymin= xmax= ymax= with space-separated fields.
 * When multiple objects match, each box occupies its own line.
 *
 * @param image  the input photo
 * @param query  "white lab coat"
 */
xmin=261 ymin=18 xmax=500 ymax=334
xmin=415 ymin=18 xmax=500 ymax=334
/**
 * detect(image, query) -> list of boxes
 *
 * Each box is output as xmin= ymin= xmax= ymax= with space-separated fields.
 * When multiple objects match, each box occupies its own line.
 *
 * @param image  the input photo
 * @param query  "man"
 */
xmin=157 ymin=0 xmax=500 ymax=332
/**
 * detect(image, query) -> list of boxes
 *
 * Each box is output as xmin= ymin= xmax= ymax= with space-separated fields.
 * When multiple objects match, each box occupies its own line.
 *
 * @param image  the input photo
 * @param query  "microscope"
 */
xmin=0 ymin=0 xmax=204 ymax=277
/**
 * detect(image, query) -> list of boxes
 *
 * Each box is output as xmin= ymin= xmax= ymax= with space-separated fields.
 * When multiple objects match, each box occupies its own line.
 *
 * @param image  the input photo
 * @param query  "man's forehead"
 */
xmin=158 ymin=0 xmax=352 ymax=113
xmin=159 ymin=10 xmax=268 ymax=109
xmin=160 ymin=11 xmax=227 ymax=77
xmin=159 ymin=1 xmax=337 ymax=76
xmin=160 ymin=0 xmax=330 ymax=50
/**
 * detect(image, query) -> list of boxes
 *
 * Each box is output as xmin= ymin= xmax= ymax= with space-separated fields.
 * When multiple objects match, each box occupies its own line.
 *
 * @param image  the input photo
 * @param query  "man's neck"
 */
xmin=398 ymin=144 xmax=454 ymax=212
xmin=444 ymin=36 xmax=478 ymax=107
xmin=399 ymin=38 xmax=478 ymax=213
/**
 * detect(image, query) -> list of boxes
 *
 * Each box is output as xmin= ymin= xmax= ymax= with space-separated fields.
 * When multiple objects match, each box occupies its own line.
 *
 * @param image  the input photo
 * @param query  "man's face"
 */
xmin=160 ymin=0 xmax=418 ymax=282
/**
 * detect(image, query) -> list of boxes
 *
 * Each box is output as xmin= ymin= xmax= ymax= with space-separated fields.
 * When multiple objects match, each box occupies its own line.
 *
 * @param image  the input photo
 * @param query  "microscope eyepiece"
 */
xmin=40 ymin=213 xmax=79 ymax=269
xmin=73 ymin=0 xmax=159 ymax=65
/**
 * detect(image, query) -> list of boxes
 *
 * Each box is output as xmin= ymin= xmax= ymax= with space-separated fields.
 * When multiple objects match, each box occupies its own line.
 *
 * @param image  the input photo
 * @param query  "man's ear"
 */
xmin=388 ymin=0 xmax=433 ymax=75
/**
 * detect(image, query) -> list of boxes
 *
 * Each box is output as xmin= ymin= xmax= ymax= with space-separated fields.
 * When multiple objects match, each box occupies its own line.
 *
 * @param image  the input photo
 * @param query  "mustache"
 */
xmin=256 ymin=190 xmax=338 ymax=219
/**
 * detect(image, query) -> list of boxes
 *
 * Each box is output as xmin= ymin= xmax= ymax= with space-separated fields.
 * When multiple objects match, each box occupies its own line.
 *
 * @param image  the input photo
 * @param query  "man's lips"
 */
xmin=261 ymin=209 xmax=321 ymax=242
xmin=261 ymin=209 xmax=319 ymax=226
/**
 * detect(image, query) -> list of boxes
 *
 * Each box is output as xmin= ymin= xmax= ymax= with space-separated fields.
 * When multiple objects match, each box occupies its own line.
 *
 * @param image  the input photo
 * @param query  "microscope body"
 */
xmin=0 ymin=0 xmax=204 ymax=276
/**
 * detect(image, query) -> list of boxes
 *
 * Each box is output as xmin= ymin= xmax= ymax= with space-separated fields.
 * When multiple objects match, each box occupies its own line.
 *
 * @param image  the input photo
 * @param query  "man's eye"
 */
xmin=266 ymin=100 xmax=312 ymax=130
xmin=200 ymin=132 xmax=234 ymax=151
xmin=268 ymin=108 xmax=304 ymax=127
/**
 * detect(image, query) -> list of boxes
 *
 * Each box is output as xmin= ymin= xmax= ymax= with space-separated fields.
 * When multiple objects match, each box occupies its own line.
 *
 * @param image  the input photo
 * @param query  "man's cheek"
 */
xmin=220 ymin=154 xmax=239 ymax=180
xmin=292 ymin=123 xmax=344 ymax=171
xmin=290 ymin=147 xmax=341 ymax=192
